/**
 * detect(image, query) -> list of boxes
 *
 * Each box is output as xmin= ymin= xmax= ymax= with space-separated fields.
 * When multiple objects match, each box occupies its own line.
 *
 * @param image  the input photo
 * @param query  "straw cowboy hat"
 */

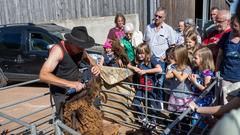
xmin=64 ymin=26 xmax=95 ymax=48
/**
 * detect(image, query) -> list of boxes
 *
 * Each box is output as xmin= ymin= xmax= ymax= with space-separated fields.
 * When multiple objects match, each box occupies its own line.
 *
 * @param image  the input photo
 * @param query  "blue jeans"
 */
xmin=132 ymin=90 xmax=157 ymax=121
xmin=155 ymin=61 xmax=166 ymax=109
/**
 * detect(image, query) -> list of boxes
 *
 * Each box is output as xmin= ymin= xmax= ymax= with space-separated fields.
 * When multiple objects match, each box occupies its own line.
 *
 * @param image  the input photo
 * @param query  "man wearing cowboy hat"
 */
xmin=39 ymin=26 xmax=100 ymax=118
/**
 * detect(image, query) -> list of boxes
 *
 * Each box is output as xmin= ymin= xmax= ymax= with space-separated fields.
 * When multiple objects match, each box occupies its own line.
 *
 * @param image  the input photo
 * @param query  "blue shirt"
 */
xmin=137 ymin=57 xmax=160 ymax=90
xmin=103 ymin=53 xmax=117 ymax=67
xmin=218 ymin=32 xmax=240 ymax=82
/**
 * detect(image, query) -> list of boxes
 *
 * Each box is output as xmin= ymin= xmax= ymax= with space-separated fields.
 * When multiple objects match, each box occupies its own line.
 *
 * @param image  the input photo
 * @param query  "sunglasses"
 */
xmin=155 ymin=14 xmax=163 ymax=19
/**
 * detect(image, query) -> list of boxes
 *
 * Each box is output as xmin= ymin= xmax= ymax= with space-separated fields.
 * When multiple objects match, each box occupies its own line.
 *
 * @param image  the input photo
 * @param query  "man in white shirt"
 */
xmin=143 ymin=7 xmax=176 ymax=59
xmin=143 ymin=7 xmax=176 ymax=113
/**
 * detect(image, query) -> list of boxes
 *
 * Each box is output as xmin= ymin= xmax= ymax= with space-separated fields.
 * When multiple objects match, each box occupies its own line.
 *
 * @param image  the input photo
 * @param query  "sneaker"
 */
xmin=138 ymin=117 xmax=146 ymax=123
xmin=138 ymin=117 xmax=148 ymax=127
xmin=147 ymin=120 xmax=157 ymax=130
xmin=160 ymin=102 xmax=164 ymax=110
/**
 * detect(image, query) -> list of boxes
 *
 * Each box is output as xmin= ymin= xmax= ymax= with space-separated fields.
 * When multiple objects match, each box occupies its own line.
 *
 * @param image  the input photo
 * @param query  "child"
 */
xmin=166 ymin=44 xmax=192 ymax=112
xmin=100 ymin=39 xmax=129 ymax=68
xmin=166 ymin=45 xmax=192 ymax=133
xmin=188 ymin=47 xmax=215 ymax=127
xmin=128 ymin=43 xmax=162 ymax=128
xmin=111 ymin=40 xmax=130 ymax=68
xmin=100 ymin=39 xmax=115 ymax=66
xmin=163 ymin=47 xmax=176 ymax=100
xmin=184 ymin=30 xmax=200 ymax=67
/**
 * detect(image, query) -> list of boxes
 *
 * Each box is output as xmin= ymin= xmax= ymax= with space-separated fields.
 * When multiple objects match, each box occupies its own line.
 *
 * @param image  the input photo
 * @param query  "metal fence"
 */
xmin=0 ymin=72 xmax=220 ymax=134
xmin=100 ymin=74 xmax=220 ymax=134
xmin=0 ymin=79 xmax=81 ymax=135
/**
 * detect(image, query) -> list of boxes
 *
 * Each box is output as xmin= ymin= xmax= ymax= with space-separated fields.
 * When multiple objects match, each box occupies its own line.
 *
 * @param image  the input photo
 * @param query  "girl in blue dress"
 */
xmin=188 ymin=47 xmax=215 ymax=127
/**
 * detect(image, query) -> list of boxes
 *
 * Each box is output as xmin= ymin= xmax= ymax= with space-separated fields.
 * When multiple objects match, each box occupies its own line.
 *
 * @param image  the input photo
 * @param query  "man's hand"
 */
xmin=73 ymin=82 xmax=86 ymax=92
xmin=66 ymin=82 xmax=85 ymax=95
xmin=91 ymin=65 xmax=100 ymax=76
xmin=70 ymin=81 xmax=85 ymax=92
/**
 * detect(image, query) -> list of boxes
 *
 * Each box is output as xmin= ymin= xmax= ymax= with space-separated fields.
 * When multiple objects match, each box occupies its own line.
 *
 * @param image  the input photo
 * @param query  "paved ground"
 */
xmin=0 ymin=86 xmax=53 ymax=134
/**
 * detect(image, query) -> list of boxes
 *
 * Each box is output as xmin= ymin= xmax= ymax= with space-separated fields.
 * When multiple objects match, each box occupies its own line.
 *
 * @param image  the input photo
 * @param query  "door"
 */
xmin=23 ymin=31 xmax=55 ymax=75
xmin=0 ymin=30 xmax=27 ymax=81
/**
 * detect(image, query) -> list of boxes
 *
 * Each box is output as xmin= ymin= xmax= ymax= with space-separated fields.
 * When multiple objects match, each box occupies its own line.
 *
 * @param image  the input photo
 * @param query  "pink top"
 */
xmin=107 ymin=27 xmax=125 ymax=40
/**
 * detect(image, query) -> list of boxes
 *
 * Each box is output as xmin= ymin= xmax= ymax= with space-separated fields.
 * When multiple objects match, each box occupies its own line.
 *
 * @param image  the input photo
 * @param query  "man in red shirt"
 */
xmin=202 ymin=10 xmax=231 ymax=63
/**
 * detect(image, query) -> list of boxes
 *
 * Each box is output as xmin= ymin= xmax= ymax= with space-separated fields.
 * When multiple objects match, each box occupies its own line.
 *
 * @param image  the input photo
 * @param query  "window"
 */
xmin=0 ymin=32 xmax=22 ymax=50
xmin=29 ymin=33 xmax=54 ymax=51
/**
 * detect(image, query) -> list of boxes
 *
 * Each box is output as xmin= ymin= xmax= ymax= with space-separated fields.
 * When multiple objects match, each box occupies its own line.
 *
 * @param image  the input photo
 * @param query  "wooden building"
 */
xmin=0 ymin=0 xmax=230 ymax=31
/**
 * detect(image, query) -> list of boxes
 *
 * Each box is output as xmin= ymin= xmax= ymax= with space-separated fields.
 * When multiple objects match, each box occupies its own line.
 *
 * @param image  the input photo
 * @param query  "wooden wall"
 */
xmin=0 ymin=0 xmax=229 ymax=31
xmin=211 ymin=0 xmax=229 ymax=10
xmin=160 ymin=0 xmax=196 ymax=28
xmin=0 ymin=0 xmax=148 ymax=30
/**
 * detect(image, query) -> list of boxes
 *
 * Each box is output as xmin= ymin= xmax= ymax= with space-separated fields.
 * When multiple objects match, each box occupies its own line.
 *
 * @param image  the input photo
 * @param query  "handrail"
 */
xmin=0 ymin=112 xmax=31 ymax=128
xmin=0 ymin=78 xmax=50 ymax=134
xmin=1 ymin=106 xmax=51 ymax=126
xmin=0 ymin=79 xmax=40 ymax=91
xmin=0 ymin=92 xmax=49 ymax=109
xmin=55 ymin=120 xmax=81 ymax=135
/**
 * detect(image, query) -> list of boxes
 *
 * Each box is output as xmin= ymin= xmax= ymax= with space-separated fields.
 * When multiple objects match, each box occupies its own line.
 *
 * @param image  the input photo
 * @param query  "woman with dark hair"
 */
xmin=107 ymin=13 xmax=126 ymax=41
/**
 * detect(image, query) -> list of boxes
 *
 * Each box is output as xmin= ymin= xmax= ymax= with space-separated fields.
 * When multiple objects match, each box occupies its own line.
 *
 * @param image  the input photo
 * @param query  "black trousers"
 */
xmin=51 ymin=92 xmax=67 ymax=119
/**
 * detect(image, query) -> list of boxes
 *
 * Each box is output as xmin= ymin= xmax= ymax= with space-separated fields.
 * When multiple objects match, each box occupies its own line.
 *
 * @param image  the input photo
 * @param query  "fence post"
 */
xmin=214 ymin=71 xmax=221 ymax=105
xmin=30 ymin=124 xmax=37 ymax=135
xmin=55 ymin=120 xmax=63 ymax=135
xmin=145 ymin=75 xmax=148 ymax=121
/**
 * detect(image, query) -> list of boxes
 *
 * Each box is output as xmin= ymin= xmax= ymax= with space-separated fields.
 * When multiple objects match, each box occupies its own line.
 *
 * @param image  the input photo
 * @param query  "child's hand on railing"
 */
xmin=138 ymin=70 xmax=146 ymax=75
xmin=166 ymin=64 xmax=175 ymax=71
xmin=188 ymin=101 xmax=199 ymax=112
xmin=133 ymin=67 xmax=141 ymax=73
xmin=188 ymin=74 xmax=197 ymax=83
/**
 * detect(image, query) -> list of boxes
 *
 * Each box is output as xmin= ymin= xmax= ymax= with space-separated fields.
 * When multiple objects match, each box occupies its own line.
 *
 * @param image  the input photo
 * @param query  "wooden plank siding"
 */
xmin=0 ymin=0 xmax=229 ymax=31
xmin=211 ymin=0 xmax=229 ymax=10
xmin=160 ymin=0 xmax=196 ymax=28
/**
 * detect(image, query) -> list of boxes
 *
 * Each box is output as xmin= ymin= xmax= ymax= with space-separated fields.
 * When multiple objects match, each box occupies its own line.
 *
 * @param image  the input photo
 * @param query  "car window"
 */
xmin=0 ymin=32 xmax=22 ymax=50
xmin=29 ymin=33 xmax=54 ymax=51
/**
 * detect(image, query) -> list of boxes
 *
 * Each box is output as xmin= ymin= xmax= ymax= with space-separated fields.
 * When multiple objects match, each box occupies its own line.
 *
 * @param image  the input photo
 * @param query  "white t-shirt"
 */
xmin=143 ymin=22 xmax=176 ymax=57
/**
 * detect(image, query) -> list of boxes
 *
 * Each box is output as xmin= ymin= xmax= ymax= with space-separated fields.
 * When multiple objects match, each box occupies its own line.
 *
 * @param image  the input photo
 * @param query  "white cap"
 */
xmin=184 ymin=18 xmax=195 ymax=26
xmin=124 ymin=23 xmax=134 ymax=33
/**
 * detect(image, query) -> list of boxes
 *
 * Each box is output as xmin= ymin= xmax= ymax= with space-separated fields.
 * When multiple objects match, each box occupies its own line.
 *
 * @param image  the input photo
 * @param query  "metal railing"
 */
xmin=100 ymin=73 xmax=220 ymax=134
xmin=0 ymin=79 xmax=81 ymax=135
xmin=0 ymin=79 xmax=45 ymax=135
xmin=0 ymin=71 xmax=220 ymax=135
